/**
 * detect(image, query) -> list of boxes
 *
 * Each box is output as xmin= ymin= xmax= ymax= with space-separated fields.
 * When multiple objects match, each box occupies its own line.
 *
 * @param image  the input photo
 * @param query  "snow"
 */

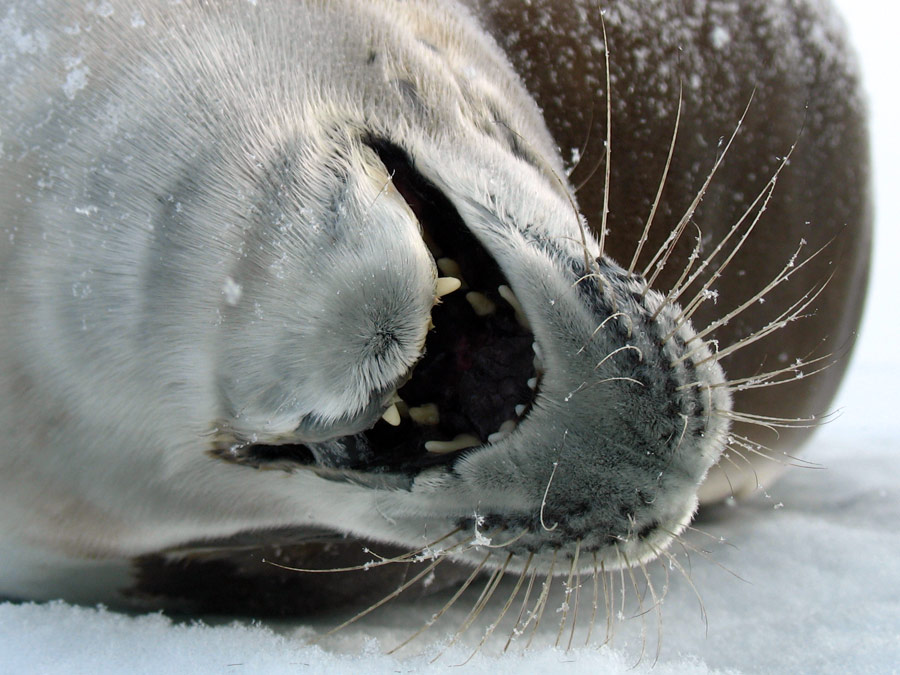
xmin=1 ymin=0 xmax=898 ymax=673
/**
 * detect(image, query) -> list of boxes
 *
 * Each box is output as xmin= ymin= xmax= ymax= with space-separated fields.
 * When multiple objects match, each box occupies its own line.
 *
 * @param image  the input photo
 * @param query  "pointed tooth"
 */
xmin=465 ymin=291 xmax=496 ymax=317
xmin=436 ymin=276 xmax=462 ymax=298
xmin=498 ymin=285 xmax=531 ymax=329
xmin=408 ymin=403 xmax=440 ymax=425
xmin=515 ymin=404 xmax=527 ymax=417
xmin=381 ymin=404 xmax=401 ymax=427
xmin=488 ymin=420 xmax=518 ymax=444
xmin=425 ymin=434 xmax=481 ymax=454
xmin=437 ymin=258 xmax=466 ymax=287
xmin=527 ymin=377 xmax=537 ymax=390
xmin=389 ymin=392 xmax=403 ymax=404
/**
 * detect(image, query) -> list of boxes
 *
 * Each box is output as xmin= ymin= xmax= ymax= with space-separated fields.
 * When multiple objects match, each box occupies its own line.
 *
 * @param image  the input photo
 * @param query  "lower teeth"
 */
xmin=425 ymin=434 xmax=481 ymax=454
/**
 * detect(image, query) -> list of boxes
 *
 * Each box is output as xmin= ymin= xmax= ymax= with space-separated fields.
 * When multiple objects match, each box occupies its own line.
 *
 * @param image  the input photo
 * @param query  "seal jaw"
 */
xmin=374 ymin=142 xmax=733 ymax=572
xmin=219 ymin=136 xmax=733 ymax=575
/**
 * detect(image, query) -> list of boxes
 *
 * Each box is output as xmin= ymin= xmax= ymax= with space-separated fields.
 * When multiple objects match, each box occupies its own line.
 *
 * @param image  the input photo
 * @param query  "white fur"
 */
xmin=0 ymin=0 xmax=730 ymax=604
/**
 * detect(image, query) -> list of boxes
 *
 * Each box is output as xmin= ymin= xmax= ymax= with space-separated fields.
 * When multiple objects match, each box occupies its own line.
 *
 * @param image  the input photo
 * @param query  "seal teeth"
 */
xmin=515 ymin=404 xmax=527 ymax=417
xmin=498 ymin=284 xmax=531 ymax=329
xmin=532 ymin=341 xmax=544 ymax=373
xmin=436 ymin=258 xmax=467 ymax=288
xmin=408 ymin=403 xmax=440 ymax=425
xmin=465 ymin=291 xmax=496 ymax=316
xmin=425 ymin=434 xmax=481 ymax=454
xmin=436 ymin=276 xmax=462 ymax=298
xmin=487 ymin=419 xmax=518 ymax=444
xmin=527 ymin=377 xmax=537 ymax=390
xmin=381 ymin=404 xmax=401 ymax=427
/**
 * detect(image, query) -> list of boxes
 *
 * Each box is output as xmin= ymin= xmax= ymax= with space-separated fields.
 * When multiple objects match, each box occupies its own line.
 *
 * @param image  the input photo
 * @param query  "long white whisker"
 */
xmin=504 ymin=566 xmax=539 ymax=652
xmin=387 ymin=550 xmax=492 ymax=654
xmin=463 ymin=552 xmax=534 ymax=662
xmin=629 ymin=83 xmax=683 ymax=274
xmin=555 ymin=540 xmax=581 ymax=648
xmin=642 ymin=91 xmax=756 ymax=288
xmin=597 ymin=10 xmax=612 ymax=260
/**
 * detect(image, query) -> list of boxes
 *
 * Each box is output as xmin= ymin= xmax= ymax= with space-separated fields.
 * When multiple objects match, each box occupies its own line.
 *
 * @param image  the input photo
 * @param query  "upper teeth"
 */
xmin=465 ymin=291 xmax=496 ymax=316
xmin=408 ymin=403 xmax=440 ymax=425
xmin=436 ymin=258 xmax=467 ymax=288
xmin=381 ymin=256 xmax=547 ymax=454
xmin=381 ymin=403 xmax=401 ymax=426
xmin=498 ymin=284 xmax=531 ymax=329
xmin=435 ymin=276 xmax=462 ymax=298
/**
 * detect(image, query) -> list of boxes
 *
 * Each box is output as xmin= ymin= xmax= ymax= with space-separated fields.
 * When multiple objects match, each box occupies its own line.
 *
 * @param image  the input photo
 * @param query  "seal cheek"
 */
xmin=216 ymin=150 xmax=437 ymax=444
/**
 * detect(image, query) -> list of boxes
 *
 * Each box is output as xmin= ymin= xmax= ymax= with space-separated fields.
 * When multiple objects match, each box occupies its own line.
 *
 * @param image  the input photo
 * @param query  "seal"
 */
xmin=0 ymin=0 xmax=870 ymax=634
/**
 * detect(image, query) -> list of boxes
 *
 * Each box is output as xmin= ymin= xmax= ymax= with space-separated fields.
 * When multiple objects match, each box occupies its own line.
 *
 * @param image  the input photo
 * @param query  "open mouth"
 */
xmin=231 ymin=139 xmax=541 ymax=475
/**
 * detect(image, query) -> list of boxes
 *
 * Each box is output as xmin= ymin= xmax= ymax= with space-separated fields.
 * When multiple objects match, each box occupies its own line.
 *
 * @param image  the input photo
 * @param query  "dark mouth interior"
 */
xmin=234 ymin=139 xmax=539 ymax=475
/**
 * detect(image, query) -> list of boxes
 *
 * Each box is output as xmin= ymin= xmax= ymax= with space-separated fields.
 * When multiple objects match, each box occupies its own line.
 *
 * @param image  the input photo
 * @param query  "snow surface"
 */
xmin=1 ymin=1 xmax=898 ymax=673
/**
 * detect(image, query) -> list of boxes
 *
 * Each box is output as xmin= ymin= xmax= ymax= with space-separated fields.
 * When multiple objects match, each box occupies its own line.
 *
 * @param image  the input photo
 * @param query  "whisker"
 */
xmin=622 ymin=553 xmax=648 ymax=667
xmin=439 ymin=553 xmax=512 ymax=664
xmin=684 ymin=524 xmax=737 ymax=549
xmin=661 ymin=135 xmax=800 ymax=323
xmin=387 ymin=550 xmax=492 ymax=654
xmin=504 ymin=566 xmax=539 ymax=652
xmin=577 ymin=312 xmax=631 ymax=354
xmin=689 ymin=275 xmax=834 ymax=366
xmin=662 ymin=528 xmax=748 ymax=583
xmin=720 ymin=448 xmax=760 ymax=488
xmin=594 ymin=344 xmax=644 ymax=371
xmin=716 ymin=408 xmax=829 ymax=433
xmin=264 ymin=526 xmax=463 ymax=573
xmin=462 ymin=552 xmax=534 ymax=663
xmin=566 ymin=553 xmax=582 ymax=652
xmin=573 ymin=145 xmax=607 ymax=194
xmin=629 ymin=82 xmax=683 ymax=274
xmin=540 ymin=463 xmax=561 ymax=532
xmin=480 ymin=528 xmax=529 ymax=549
xmin=658 ymin=548 xmax=708 ymax=635
xmin=683 ymin=238 xmax=834 ymax=348
xmin=489 ymin=122 xmax=597 ymax=277
xmin=314 ymin=547 xmax=455 ymax=640
xmin=679 ymin=352 xmax=836 ymax=392
xmin=642 ymin=92 xmax=756 ymax=289
xmin=651 ymin=223 xmax=704 ymax=322
xmin=639 ymin=558 xmax=663 ymax=665
xmin=565 ymin=376 xmax=644 ymax=402
xmin=555 ymin=540 xmax=581 ymax=648
xmin=597 ymin=10 xmax=612 ymax=259
xmin=585 ymin=551 xmax=601 ymax=647
xmin=602 ymin=559 xmax=614 ymax=646
xmin=727 ymin=432 xmax=824 ymax=468
xmin=524 ymin=551 xmax=558 ymax=648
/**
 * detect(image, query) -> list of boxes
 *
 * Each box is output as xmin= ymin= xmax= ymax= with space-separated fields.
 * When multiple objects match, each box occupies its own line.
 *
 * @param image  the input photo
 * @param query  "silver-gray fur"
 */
xmin=0 ymin=0 xmax=729 ymax=605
